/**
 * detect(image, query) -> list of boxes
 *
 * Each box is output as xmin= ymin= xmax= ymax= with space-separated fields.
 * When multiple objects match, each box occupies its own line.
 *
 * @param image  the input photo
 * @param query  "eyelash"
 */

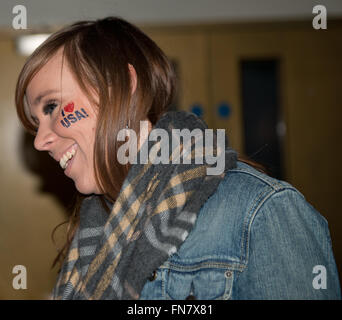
xmin=43 ymin=101 xmax=58 ymax=116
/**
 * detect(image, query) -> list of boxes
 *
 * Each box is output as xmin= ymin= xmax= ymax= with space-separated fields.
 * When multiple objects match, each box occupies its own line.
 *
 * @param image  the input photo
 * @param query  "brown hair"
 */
xmin=15 ymin=17 xmax=176 ymax=268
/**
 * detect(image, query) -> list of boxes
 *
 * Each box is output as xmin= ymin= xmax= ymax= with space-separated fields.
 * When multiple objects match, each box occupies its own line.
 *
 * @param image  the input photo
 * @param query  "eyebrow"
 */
xmin=33 ymin=89 xmax=60 ymax=106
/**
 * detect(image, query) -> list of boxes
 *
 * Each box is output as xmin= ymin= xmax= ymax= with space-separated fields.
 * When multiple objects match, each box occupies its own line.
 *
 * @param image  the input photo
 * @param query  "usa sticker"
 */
xmin=60 ymin=102 xmax=89 ymax=128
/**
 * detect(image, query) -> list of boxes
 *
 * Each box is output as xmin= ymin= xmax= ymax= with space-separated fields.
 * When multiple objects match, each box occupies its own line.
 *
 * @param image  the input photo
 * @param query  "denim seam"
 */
xmin=161 ymin=268 xmax=167 ymax=300
xmin=165 ymin=254 xmax=242 ymax=265
xmin=242 ymin=188 xmax=305 ymax=269
xmin=159 ymin=261 xmax=244 ymax=272
xmin=229 ymin=168 xmax=297 ymax=193
xmin=240 ymin=187 xmax=278 ymax=265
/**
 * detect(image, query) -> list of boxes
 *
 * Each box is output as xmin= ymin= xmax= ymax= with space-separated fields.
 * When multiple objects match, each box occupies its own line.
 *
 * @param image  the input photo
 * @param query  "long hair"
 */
xmin=15 ymin=17 xmax=177 ymax=268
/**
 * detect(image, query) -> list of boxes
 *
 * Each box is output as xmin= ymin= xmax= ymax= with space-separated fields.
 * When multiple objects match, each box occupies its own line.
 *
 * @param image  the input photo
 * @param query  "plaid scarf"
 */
xmin=52 ymin=111 xmax=237 ymax=299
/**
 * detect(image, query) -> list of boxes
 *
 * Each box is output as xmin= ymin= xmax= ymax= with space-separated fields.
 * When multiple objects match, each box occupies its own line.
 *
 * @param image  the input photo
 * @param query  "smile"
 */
xmin=59 ymin=145 xmax=77 ymax=170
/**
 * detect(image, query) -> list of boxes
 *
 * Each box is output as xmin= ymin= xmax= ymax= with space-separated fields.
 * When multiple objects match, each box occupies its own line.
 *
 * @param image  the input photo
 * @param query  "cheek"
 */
xmin=53 ymin=102 xmax=92 ymax=135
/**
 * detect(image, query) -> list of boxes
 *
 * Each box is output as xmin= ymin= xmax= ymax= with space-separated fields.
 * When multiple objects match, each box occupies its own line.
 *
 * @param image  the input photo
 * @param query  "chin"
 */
xmin=74 ymin=179 xmax=99 ymax=195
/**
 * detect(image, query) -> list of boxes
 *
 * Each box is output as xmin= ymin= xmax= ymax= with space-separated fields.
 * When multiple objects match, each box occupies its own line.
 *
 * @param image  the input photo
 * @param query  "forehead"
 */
xmin=26 ymin=50 xmax=69 ymax=104
xmin=28 ymin=51 xmax=63 ymax=87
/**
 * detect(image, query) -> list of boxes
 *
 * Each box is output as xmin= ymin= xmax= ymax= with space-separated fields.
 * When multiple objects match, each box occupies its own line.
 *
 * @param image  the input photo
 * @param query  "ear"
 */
xmin=128 ymin=64 xmax=137 ymax=95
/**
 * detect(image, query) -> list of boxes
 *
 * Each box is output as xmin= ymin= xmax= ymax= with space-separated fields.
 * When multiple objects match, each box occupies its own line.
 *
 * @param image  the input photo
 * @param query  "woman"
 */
xmin=15 ymin=17 xmax=341 ymax=300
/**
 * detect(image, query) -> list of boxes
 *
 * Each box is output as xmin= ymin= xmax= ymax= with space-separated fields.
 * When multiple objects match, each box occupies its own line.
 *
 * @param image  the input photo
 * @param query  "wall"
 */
xmin=1 ymin=0 xmax=342 ymax=27
xmin=0 ymin=38 xmax=68 ymax=299
xmin=0 ymin=20 xmax=341 ymax=298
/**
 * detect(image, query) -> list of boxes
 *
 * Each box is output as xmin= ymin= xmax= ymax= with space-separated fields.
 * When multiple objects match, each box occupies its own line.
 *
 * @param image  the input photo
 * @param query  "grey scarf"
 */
xmin=53 ymin=111 xmax=237 ymax=299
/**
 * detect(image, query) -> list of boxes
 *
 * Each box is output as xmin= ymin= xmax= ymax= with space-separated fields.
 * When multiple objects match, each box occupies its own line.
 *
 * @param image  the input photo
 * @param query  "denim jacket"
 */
xmin=140 ymin=161 xmax=341 ymax=300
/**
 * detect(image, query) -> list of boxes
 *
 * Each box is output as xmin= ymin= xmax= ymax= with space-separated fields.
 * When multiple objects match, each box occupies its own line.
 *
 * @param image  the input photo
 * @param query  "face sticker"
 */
xmin=60 ymin=102 xmax=89 ymax=128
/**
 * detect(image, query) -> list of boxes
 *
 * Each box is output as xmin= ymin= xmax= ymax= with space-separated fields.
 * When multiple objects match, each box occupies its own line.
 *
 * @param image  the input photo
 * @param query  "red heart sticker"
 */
xmin=64 ymin=102 xmax=74 ymax=113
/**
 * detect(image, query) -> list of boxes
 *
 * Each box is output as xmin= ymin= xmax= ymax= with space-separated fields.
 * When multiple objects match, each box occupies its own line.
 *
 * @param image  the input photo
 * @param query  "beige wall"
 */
xmin=0 ymin=20 xmax=341 ymax=299
xmin=148 ymin=22 xmax=342 ymax=281
xmin=207 ymin=23 xmax=342 ymax=280
xmin=0 ymin=38 xmax=67 ymax=299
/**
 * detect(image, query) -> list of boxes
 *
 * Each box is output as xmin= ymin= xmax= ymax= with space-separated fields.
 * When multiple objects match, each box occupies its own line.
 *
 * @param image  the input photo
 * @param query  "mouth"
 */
xmin=59 ymin=144 xmax=78 ymax=170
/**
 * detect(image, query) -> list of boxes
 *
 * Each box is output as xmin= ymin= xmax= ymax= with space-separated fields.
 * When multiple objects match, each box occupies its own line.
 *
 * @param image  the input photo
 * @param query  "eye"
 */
xmin=43 ymin=101 xmax=58 ymax=116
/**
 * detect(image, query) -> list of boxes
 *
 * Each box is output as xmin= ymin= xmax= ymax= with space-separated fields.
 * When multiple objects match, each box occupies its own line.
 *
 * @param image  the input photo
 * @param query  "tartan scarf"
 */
xmin=52 ymin=111 xmax=237 ymax=299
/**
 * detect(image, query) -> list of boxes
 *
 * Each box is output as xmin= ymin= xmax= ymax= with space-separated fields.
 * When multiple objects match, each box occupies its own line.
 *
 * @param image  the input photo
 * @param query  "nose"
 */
xmin=34 ymin=125 xmax=57 ymax=151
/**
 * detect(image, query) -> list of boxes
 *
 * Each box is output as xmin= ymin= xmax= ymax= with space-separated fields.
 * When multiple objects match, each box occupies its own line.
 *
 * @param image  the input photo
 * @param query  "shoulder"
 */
xmin=203 ymin=160 xmax=314 ymax=231
xmin=222 ymin=160 xmax=300 ymax=202
xmin=143 ymin=161 xmax=340 ymax=299
xmin=215 ymin=160 xmax=322 ymax=223
xmin=172 ymin=161 xmax=326 ymax=267
xmin=219 ymin=161 xmax=328 ymax=233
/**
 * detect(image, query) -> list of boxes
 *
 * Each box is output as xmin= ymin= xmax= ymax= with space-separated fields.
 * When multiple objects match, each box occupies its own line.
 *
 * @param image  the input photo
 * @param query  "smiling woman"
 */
xmin=23 ymin=49 xmax=99 ymax=195
xmin=16 ymin=18 xmax=173 ymax=201
xmin=15 ymin=17 xmax=341 ymax=300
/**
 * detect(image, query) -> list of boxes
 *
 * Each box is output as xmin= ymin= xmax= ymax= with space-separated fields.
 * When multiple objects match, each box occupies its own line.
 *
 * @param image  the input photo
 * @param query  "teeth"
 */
xmin=59 ymin=148 xmax=76 ymax=169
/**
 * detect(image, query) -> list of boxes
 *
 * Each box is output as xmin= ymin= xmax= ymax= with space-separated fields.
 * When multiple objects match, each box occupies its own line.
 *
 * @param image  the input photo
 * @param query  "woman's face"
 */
xmin=26 ymin=50 xmax=101 ymax=195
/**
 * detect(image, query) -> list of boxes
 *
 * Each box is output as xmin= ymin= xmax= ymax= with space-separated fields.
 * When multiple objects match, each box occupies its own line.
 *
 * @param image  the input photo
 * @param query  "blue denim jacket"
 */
xmin=140 ymin=161 xmax=341 ymax=299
